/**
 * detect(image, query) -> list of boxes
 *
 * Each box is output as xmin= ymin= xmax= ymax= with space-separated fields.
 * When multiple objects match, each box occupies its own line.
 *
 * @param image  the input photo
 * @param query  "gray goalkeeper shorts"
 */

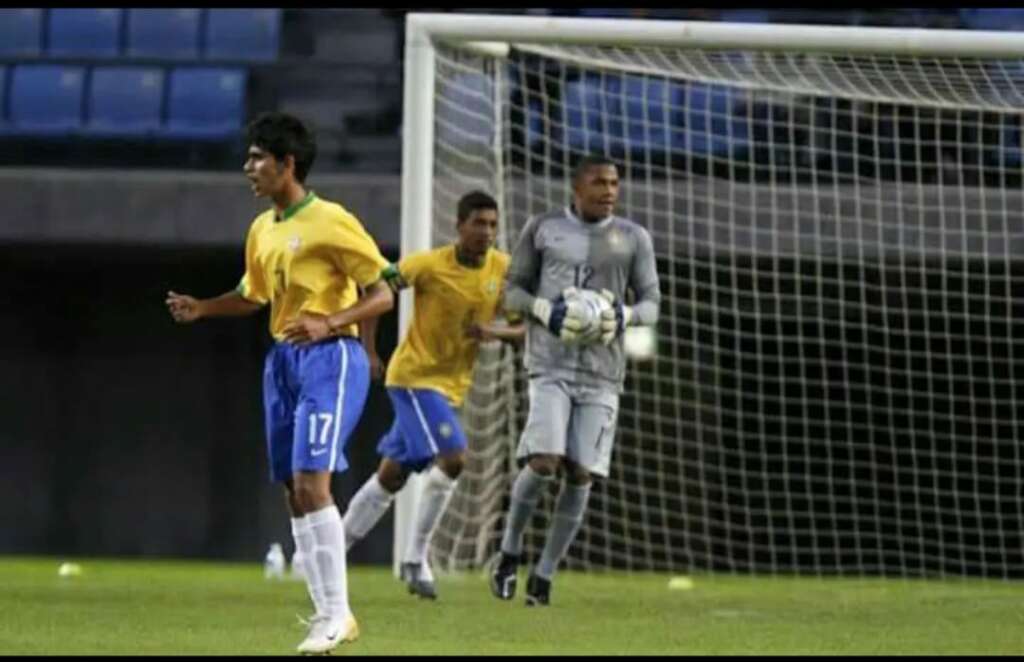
xmin=515 ymin=375 xmax=620 ymax=478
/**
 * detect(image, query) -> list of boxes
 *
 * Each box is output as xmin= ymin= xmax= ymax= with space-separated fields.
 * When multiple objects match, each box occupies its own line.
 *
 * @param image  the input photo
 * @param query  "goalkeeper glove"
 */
xmin=531 ymin=287 xmax=587 ymax=343
xmin=598 ymin=289 xmax=633 ymax=346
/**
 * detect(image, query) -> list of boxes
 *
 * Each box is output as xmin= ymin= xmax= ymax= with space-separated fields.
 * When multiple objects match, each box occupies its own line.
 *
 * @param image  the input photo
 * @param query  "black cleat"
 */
xmin=400 ymin=562 xmax=438 ymax=600
xmin=490 ymin=552 xmax=519 ymax=601
xmin=525 ymin=573 xmax=550 ymax=607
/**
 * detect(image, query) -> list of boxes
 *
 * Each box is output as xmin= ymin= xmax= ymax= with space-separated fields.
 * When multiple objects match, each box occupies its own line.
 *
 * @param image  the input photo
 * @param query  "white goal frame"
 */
xmin=393 ymin=11 xmax=1024 ymax=576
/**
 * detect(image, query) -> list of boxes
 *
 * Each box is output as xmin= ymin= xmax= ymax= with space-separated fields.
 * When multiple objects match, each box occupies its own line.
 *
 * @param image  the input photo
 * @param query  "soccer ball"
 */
xmin=565 ymin=288 xmax=613 ymax=345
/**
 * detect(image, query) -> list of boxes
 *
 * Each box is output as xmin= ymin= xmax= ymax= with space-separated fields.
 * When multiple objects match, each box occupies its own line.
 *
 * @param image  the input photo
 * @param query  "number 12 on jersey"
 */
xmin=574 ymin=264 xmax=594 ymax=289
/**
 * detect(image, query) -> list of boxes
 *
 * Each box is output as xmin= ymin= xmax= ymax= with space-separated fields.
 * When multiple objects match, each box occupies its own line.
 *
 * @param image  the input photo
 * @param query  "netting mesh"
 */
xmin=422 ymin=38 xmax=1024 ymax=578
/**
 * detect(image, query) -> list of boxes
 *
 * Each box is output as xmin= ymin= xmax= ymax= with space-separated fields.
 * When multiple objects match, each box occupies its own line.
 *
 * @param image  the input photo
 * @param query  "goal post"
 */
xmin=395 ymin=13 xmax=1024 ymax=578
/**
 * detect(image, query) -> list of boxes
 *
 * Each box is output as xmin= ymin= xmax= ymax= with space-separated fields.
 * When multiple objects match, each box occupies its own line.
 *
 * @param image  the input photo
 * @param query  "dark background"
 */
xmin=7 ymin=242 xmax=1022 ymax=578
xmin=0 ymin=243 xmax=399 ymax=565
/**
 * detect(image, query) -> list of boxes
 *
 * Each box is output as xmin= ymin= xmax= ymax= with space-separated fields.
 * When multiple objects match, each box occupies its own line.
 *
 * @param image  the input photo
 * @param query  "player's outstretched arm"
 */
xmin=166 ymin=290 xmax=263 ymax=323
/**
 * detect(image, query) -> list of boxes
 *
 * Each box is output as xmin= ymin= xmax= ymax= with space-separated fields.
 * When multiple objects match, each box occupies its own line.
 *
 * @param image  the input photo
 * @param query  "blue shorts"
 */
xmin=262 ymin=337 xmax=370 ymax=483
xmin=376 ymin=387 xmax=467 ymax=472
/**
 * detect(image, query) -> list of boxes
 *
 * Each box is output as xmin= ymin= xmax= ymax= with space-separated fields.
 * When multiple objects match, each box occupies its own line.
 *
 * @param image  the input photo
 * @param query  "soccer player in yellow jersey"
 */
xmin=342 ymin=191 xmax=525 ymax=600
xmin=165 ymin=113 xmax=393 ymax=654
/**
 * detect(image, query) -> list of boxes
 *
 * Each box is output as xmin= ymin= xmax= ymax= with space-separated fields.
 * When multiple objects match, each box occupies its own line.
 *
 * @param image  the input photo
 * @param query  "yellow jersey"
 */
xmin=236 ymin=192 xmax=389 ymax=341
xmin=385 ymin=245 xmax=511 ymax=407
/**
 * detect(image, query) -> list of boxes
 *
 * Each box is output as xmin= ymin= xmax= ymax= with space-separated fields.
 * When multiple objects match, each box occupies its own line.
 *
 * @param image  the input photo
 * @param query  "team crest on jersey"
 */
xmin=486 ymin=279 xmax=498 ymax=294
xmin=288 ymin=236 xmax=301 ymax=251
xmin=438 ymin=423 xmax=453 ymax=439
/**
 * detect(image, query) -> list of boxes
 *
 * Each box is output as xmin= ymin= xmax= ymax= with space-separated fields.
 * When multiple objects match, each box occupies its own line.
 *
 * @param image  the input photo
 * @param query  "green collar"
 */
xmin=275 ymin=191 xmax=316 ymax=222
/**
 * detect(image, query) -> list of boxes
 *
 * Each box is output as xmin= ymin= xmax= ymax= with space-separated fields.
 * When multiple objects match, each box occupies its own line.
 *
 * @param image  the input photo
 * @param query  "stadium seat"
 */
xmin=84 ymin=67 xmax=164 ymax=137
xmin=0 ymin=67 xmax=7 ymax=132
xmin=436 ymin=72 xmax=494 ymax=150
xmin=8 ymin=65 xmax=86 ymax=135
xmin=161 ymin=67 xmax=247 ymax=140
xmin=607 ymin=75 xmax=680 ymax=156
xmin=47 ymin=9 xmax=123 ymax=58
xmin=675 ymin=82 xmax=750 ymax=157
xmin=204 ymin=9 xmax=280 ymax=61
xmin=126 ymin=9 xmax=201 ymax=60
xmin=1004 ymin=124 xmax=1022 ymax=167
xmin=717 ymin=9 xmax=773 ymax=23
xmin=959 ymin=8 xmax=1024 ymax=31
xmin=563 ymin=76 xmax=606 ymax=153
xmin=0 ymin=9 xmax=43 ymax=57
xmin=577 ymin=9 xmax=636 ymax=18
xmin=525 ymin=98 xmax=544 ymax=152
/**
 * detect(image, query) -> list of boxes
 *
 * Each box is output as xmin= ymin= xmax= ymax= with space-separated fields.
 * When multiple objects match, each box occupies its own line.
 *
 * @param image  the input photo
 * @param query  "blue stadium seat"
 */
xmin=1003 ymin=124 xmax=1022 ymax=167
xmin=577 ymin=9 xmax=636 ymax=18
xmin=0 ymin=9 xmax=43 ymax=57
xmin=0 ymin=67 xmax=7 ymax=132
xmin=436 ymin=73 xmax=494 ymax=150
xmin=8 ymin=65 xmax=86 ymax=135
xmin=959 ymin=9 xmax=1024 ymax=31
xmin=525 ymin=99 xmax=544 ymax=152
xmin=84 ymin=67 xmax=164 ymax=137
xmin=675 ymin=82 xmax=750 ymax=157
xmin=161 ymin=67 xmax=247 ymax=140
xmin=718 ymin=9 xmax=773 ymax=23
xmin=126 ymin=9 xmax=201 ymax=60
xmin=563 ymin=76 xmax=607 ymax=153
xmin=48 ymin=9 xmax=123 ymax=58
xmin=204 ymin=9 xmax=280 ymax=61
xmin=607 ymin=75 xmax=681 ymax=156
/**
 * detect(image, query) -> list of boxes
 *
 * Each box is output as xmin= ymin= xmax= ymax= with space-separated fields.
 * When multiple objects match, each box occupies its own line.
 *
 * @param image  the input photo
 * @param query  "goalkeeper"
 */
xmin=490 ymin=155 xmax=661 ymax=606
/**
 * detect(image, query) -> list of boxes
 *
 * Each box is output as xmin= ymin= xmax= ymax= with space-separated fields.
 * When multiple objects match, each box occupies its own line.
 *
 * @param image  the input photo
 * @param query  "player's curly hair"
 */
xmin=456 ymin=190 xmax=498 ymax=225
xmin=245 ymin=112 xmax=317 ymax=183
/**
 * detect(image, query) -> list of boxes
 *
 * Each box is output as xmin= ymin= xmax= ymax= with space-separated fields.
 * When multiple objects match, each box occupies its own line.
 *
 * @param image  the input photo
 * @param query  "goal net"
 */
xmin=403 ymin=15 xmax=1024 ymax=579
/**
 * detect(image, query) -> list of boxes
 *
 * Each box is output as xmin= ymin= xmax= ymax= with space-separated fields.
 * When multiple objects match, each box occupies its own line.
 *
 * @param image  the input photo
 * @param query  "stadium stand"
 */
xmin=959 ymin=8 xmax=1024 ymax=31
xmin=0 ymin=9 xmax=43 ymax=58
xmin=126 ymin=9 xmax=202 ymax=60
xmin=84 ymin=67 xmax=164 ymax=137
xmin=161 ymin=67 xmax=248 ymax=140
xmin=48 ymin=9 xmax=123 ymax=59
xmin=611 ymin=75 xmax=677 ymax=156
xmin=563 ymin=76 xmax=605 ymax=153
xmin=0 ymin=8 xmax=1020 ymax=173
xmin=204 ymin=9 xmax=281 ymax=62
xmin=8 ymin=65 xmax=86 ymax=135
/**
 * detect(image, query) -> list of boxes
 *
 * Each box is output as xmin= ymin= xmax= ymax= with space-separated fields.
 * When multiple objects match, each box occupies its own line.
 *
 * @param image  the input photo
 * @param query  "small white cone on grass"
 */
xmin=57 ymin=562 xmax=82 ymax=577
xmin=667 ymin=576 xmax=694 ymax=591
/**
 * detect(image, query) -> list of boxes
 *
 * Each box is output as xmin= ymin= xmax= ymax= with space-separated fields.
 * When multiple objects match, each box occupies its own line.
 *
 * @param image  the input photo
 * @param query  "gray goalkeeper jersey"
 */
xmin=504 ymin=206 xmax=661 ymax=392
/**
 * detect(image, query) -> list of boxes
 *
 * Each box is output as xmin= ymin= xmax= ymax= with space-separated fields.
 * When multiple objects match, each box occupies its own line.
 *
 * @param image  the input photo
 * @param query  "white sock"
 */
xmin=343 ymin=474 xmax=396 ymax=551
xmin=307 ymin=504 xmax=351 ymax=621
xmin=403 ymin=465 xmax=457 ymax=566
xmin=291 ymin=516 xmax=325 ymax=616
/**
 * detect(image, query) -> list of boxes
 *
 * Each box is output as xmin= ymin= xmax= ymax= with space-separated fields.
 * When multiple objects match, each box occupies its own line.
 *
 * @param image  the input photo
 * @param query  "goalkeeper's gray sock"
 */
xmin=500 ymin=465 xmax=554 ymax=557
xmin=535 ymin=482 xmax=591 ymax=580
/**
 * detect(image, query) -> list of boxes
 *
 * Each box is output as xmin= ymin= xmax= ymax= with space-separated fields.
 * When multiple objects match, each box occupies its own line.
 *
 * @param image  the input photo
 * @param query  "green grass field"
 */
xmin=1 ymin=556 xmax=1022 ymax=655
